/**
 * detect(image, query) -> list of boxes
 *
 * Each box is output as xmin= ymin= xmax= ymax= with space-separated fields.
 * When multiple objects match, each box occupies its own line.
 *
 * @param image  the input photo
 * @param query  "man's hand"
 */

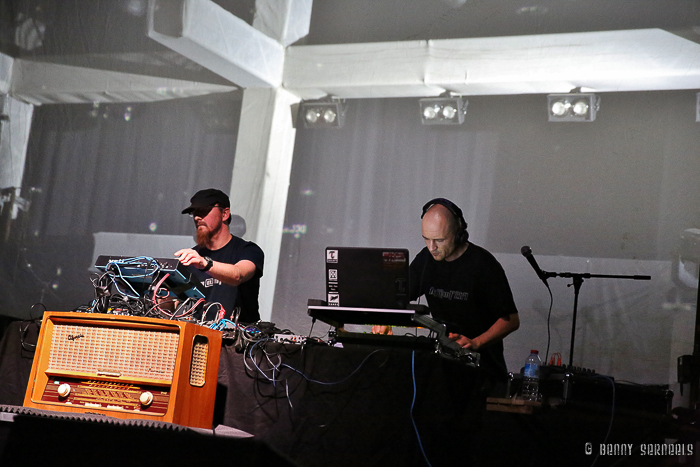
xmin=371 ymin=325 xmax=393 ymax=335
xmin=175 ymin=248 xmax=206 ymax=270
xmin=447 ymin=314 xmax=519 ymax=352
xmin=448 ymin=333 xmax=480 ymax=350
xmin=176 ymin=248 xmax=256 ymax=287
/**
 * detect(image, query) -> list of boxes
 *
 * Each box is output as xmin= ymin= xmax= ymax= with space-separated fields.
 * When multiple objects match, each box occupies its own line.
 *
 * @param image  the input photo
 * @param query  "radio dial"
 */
xmin=57 ymin=383 xmax=71 ymax=398
xmin=139 ymin=391 xmax=154 ymax=406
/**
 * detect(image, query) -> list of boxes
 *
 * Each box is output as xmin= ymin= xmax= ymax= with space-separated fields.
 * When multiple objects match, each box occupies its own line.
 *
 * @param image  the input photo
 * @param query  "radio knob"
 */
xmin=57 ymin=383 xmax=71 ymax=398
xmin=139 ymin=391 xmax=154 ymax=406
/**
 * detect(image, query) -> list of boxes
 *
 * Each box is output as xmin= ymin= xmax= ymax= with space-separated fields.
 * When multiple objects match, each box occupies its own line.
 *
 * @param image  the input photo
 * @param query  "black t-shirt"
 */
xmin=191 ymin=235 xmax=264 ymax=323
xmin=409 ymin=243 xmax=518 ymax=380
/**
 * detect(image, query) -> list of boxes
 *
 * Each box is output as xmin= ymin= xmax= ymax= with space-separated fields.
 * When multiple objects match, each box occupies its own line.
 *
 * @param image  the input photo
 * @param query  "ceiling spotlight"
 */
xmin=419 ymin=95 xmax=468 ymax=125
xmin=305 ymin=109 xmax=319 ymax=124
xmin=547 ymin=92 xmax=600 ymax=122
xmin=423 ymin=106 xmax=438 ymax=120
xmin=323 ymin=108 xmax=337 ymax=124
xmin=442 ymin=105 xmax=457 ymax=119
xmin=571 ymin=100 xmax=589 ymax=117
xmin=550 ymin=100 xmax=569 ymax=117
xmin=299 ymin=98 xmax=346 ymax=129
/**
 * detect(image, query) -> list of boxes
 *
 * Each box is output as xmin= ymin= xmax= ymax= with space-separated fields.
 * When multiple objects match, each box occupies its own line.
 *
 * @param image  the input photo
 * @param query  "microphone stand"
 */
xmin=542 ymin=270 xmax=651 ymax=367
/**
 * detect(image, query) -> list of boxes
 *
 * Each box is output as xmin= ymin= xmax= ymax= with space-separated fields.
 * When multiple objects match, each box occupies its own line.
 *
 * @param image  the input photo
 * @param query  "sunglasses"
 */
xmin=188 ymin=206 xmax=223 ymax=218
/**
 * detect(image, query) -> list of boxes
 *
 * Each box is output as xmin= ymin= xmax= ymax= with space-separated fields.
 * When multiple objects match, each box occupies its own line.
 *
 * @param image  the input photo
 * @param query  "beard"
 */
xmin=195 ymin=225 xmax=213 ymax=247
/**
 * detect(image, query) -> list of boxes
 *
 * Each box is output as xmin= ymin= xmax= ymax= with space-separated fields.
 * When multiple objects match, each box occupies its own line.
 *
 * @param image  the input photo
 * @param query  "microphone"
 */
xmin=521 ymin=246 xmax=549 ymax=286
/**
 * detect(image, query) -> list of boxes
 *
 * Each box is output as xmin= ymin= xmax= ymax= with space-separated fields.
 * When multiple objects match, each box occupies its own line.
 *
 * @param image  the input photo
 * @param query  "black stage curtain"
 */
xmin=1 ymin=320 xmax=686 ymax=467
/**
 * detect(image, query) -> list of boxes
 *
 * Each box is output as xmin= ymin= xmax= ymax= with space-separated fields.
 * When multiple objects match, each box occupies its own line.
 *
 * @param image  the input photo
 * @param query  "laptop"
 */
xmin=325 ymin=246 xmax=410 ymax=309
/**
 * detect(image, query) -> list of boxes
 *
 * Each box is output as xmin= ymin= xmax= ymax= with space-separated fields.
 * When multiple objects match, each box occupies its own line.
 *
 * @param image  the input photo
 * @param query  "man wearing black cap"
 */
xmin=176 ymin=188 xmax=264 ymax=323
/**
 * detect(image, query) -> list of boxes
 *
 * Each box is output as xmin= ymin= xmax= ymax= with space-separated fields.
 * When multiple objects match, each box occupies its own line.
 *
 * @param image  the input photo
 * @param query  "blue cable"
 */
xmin=107 ymin=257 xmax=161 ymax=298
xmin=280 ymin=348 xmax=386 ymax=386
xmin=247 ymin=340 xmax=386 ymax=386
xmin=209 ymin=318 xmax=237 ymax=331
xmin=411 ymin=350 xmax=432 ymax=467
xmin=248 ymin=339 xmax=281 ymax=385
xmin=109 ymin=275 xmax=140 ymax=299
xmin=111 ymin=256 xmax=160 ymax=276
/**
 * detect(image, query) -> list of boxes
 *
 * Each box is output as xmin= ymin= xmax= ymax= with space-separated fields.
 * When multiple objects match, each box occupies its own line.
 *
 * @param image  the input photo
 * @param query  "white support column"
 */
xmin=229 ymin=87 xmax=299 ymax=321
xmin=0 ymin=94 xmax=34 ymax=207
xmin=253 ymin=0 xmax=313 ymax=47
xmin=0 ymin=53 xmax=13 ymax=94
xmin=147 ymin=0 xmax=284 ymax=88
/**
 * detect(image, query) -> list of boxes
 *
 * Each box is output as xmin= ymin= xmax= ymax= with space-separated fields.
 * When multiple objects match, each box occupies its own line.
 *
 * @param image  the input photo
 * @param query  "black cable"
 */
xmin=543 ymin=285 xmax=554 ymax=363
xmin=29 ymin=302 xmax=46 ymax=320
xmin=307 ymin=317 xmax=316 ymax=339
xmin=589 ymin=375 xmax=616 ymax=467
xmin=19 ymin=303 xmax=45 ymax=352
xmin=19 ymin=320 xmax=37 ymax=352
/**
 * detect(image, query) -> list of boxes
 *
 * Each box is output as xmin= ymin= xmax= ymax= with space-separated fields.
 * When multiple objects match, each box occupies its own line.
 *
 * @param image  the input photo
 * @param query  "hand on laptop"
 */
xmin=371 ymin=325 xmax=393 ymax=335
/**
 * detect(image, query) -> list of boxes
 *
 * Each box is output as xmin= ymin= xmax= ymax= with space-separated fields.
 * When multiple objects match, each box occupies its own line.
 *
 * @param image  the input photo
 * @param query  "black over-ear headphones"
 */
xmin=421 ymin=198 xmax=469 ymax=244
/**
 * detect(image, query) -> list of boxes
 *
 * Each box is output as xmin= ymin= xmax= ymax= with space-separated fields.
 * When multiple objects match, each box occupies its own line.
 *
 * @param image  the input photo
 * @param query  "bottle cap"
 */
xmin=530 ymin=349 xmax=538 ymax=354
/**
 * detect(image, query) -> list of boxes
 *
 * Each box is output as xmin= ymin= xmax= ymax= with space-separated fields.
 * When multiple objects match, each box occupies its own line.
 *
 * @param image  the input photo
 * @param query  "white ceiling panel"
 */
xmin=284 ymin=29 xmax=700 ymax=98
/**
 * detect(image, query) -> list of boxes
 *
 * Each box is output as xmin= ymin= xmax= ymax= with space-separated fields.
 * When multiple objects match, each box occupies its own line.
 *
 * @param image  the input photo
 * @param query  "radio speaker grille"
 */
xmin=189 ymin=336 xmax=209 ymax=387
xmin=48 ymin=323 xmax=179 ymax=381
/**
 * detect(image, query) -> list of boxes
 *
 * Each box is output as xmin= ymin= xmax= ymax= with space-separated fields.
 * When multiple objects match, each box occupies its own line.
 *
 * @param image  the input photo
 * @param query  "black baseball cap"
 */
xmin=181 ymin=188 xmax=230 ymax=214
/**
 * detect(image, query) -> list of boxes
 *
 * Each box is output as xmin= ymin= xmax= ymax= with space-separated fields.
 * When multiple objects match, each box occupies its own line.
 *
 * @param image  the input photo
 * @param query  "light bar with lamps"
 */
xmin=298 ymin=98 xmax=346 ymax=129
xmin=547 ymin=92 xmax=600 ymax=122
xmin=419 ymin=95 xmax=468 ymax=125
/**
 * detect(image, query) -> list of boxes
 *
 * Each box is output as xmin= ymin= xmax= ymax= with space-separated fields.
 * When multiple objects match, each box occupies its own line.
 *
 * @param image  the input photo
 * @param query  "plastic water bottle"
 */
xmin=521 ymin=349 xmax=542 ymax=402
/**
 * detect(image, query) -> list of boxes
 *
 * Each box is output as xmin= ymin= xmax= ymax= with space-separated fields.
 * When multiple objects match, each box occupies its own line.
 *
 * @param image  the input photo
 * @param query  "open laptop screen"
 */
xmin=325 ymin=247 xmax=410 ymax=309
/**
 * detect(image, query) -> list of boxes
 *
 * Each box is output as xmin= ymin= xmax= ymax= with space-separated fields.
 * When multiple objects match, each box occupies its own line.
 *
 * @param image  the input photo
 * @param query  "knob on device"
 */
xmin=57 ymin=383 xmax=71 ymax=398
xmin=139 ymin=391 xmax=154 ymax=406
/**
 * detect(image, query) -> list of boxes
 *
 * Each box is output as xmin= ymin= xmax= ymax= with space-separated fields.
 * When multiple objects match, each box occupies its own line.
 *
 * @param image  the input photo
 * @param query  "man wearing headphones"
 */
xmin=374 ymin=198 xmax=518 ymax=385
xmin=411 ymin=198 xmax=519 ymax=386
xmin=372 ymin=199 xmax=519 ymax=464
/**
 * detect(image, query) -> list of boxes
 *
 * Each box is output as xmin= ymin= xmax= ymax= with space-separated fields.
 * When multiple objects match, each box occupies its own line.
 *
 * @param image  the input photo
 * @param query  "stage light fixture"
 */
xmin=419 ymin=95 xmax=468 ymax=125
xmin=547 ymin=93 xmax=600 ymax=122
xmin=299 ymin=98 xmax=346 ymax=129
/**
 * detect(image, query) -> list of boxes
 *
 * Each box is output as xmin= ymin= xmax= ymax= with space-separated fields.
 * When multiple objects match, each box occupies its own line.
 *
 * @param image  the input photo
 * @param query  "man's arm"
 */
xmin=448 ymin=313 xmax=519 ymax=351
xmin=175 ymin=248 xmax=257 ymax=286
xmin=205 ymin=259 xmax=257 ymax=286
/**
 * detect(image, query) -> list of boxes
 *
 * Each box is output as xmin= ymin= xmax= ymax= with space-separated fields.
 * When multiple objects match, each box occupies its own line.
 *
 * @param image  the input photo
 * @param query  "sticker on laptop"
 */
xmin=382 ymin=251 xmax=407 ymax=263
xmin=327 ymin=250 xmax=338 ymax=263
xmin=327 ymin=293 xmax=339 ymax=305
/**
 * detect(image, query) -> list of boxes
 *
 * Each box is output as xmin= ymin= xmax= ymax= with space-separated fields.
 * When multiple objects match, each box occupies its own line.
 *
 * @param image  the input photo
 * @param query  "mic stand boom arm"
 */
xmin=542 ymin=270 xmax=651 ymax=367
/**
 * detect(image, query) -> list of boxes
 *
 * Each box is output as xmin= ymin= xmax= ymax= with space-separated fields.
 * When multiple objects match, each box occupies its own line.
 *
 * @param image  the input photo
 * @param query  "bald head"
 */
xmin=423 ymin=204 xmax=459 ymax=235
xmin=421 ymin=204 xmax=465 ymax=262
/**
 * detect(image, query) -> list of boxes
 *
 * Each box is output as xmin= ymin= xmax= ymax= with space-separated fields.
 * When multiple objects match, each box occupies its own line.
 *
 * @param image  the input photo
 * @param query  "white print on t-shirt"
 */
xmin=428 ymin=287 xmax=469 ymax=301
xmin=204 ymin=278 xmax=222 ymax=288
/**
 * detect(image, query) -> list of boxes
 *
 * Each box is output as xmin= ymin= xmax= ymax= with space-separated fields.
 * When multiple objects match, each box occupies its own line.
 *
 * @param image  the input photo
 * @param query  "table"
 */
xmin=0 ymin=318 xmax=690 ymax=467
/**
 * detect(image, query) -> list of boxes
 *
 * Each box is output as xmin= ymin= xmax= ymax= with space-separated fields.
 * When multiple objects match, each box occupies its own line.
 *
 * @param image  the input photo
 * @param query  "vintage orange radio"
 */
xmin=23 ymin=311 xmax=222 ymax=429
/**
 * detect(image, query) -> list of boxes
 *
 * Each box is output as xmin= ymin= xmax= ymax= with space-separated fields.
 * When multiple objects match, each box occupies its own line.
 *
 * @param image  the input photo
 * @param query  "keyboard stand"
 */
xmin=307 ymin=298 xmax=427 ymax=328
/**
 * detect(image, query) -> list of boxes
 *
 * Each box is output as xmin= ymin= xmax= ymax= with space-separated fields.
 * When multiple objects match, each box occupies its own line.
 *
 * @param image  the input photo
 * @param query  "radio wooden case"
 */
xmin=23 ymin=312 xmax=222 ymax=429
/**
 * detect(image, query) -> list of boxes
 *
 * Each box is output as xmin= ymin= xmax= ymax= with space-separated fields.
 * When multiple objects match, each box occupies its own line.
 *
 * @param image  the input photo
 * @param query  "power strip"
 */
xmin=274 ymin=334 xmax=307 ymax=345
